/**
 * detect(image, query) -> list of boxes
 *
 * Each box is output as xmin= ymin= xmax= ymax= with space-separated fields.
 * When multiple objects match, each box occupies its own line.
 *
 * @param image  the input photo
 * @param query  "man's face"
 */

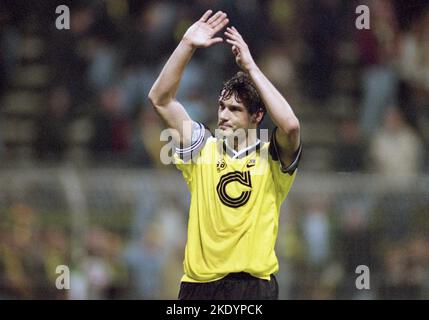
xmin=217 ymin=93 xmax=254 ymax=136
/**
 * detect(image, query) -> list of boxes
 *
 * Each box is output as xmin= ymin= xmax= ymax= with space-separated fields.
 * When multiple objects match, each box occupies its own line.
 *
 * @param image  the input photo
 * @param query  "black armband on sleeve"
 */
xmin=269 ymin=127 xmax=302 ymax=175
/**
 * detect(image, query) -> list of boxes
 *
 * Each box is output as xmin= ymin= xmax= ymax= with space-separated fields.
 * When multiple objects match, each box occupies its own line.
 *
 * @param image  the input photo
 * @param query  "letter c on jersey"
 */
xmin=216 ymin=171 xmax=252 ymax=208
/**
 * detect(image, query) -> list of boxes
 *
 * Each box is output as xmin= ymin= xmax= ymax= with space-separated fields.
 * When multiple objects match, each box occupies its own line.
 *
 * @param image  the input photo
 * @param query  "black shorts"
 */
xmin=178 ymin=272 xmax=279 ymax=300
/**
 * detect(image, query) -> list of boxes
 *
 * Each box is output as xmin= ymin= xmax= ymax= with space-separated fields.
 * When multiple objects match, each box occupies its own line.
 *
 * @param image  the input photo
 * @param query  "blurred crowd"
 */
xmin=0 ymin=181 xmax=428 ymax=300
xmin=0 ymin=0 xmax=428 ymax=173
xmin=0 ymin=203 xmax=71 ymax=299
xmin=0 ymin=197 xmax=187 ymax=300
xmin=278 ymin=191 xmax=429 ymax=299
xmin=0 ymin=0 xmax=428 ymax=300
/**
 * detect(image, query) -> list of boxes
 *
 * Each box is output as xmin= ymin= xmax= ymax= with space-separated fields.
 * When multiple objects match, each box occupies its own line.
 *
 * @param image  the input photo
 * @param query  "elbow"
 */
xmin=148 ymin=88 xmax=171 ymax=109
xmin=281 ymin=117 xmax=300 ymax=136
xmin=147 ymin=89 xmax=158 ymax=107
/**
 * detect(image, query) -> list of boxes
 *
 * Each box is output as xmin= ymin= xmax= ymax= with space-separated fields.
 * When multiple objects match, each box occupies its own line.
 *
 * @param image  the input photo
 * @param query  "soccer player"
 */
xmin=148 ymin=10 xmax=301 ymax=300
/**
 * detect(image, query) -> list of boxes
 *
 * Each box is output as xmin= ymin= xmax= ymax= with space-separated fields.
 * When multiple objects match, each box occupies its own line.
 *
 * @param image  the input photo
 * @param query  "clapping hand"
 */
xmin=182 ymin=10 xmax=229 ymax=48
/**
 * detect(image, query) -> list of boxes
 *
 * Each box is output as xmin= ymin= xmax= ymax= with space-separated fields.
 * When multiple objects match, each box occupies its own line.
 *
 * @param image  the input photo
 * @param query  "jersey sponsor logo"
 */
xmin=216 ymin=171 xmax=252 ymax=208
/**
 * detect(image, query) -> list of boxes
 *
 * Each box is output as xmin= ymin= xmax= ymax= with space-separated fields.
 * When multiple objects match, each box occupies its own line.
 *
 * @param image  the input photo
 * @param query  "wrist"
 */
xmin=181 ymin=36 xmax=197 ymax=50
xmin=244 ymin=63 xmax=259 ymax=75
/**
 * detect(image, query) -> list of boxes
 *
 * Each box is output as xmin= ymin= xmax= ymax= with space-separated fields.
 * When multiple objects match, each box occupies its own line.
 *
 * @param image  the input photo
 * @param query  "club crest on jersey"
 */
xmin=217 ymin=171 xmax=252 ymax=208
xmin=217 ymin=159 xmax=227 ymax=172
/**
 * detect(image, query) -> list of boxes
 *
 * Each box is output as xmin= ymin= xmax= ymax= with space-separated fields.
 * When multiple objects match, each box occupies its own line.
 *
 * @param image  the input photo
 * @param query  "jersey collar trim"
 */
xmin=223 ymin=139 xmax=261 ymax=159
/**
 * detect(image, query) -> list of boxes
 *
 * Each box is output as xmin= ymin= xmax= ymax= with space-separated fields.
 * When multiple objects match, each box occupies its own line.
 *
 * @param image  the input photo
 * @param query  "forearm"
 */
xmin=247 ymin=65 xmax=299 ymax=134
xmin=148 ymin=39 xmax=195 ymax=106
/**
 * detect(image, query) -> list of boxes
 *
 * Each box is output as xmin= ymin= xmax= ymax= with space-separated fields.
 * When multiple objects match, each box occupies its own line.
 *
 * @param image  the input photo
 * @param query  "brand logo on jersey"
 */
xmin=216 ymin=171 xmax=252 ymax=208
xmin=246 ymin=159 xmax=256 ymax=168
xmin=217 ymin=159 xmax=227 ymax=173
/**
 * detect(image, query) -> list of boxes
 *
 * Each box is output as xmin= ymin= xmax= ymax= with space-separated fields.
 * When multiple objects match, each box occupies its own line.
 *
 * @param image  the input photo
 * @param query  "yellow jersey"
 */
xmin=174 ymin=123 xmax=301 ymax=283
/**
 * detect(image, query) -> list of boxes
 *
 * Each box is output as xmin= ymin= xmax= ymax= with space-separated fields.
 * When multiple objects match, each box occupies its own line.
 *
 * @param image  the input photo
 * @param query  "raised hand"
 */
xmin=182 ymin=10 xmax=229 ymax=48
xmin=224 ymin=27 xmax=256 ymax=72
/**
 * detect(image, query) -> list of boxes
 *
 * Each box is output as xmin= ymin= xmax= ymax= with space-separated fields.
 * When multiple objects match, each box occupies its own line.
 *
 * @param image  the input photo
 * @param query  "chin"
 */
xmin=216 ymin=127 xmax=234 ymax=137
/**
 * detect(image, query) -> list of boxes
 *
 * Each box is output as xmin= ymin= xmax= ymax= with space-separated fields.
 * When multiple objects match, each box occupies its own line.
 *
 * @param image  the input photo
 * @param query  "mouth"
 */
xmin=219 ymin=124 xmax=232 ymax=130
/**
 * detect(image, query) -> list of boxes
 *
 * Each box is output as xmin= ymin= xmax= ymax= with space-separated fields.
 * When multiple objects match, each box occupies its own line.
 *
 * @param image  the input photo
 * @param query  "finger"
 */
xmin=210 ymin=12 xmax=227 ymax=28
xmin=225 ymin=28 xmax=238 ymax=37
xmin=213 ymin=18 xmax=229 ymax=34
xmin=226 ymin=38 xmax=239 ymax=44
xmin=230 ymin=26 xmax=243 ymax=39
xmin=199 ymin=10 xmax=213 ymax=22
xmin=206 ymin=37 xmax=223 ymax=47
xmin=224 ymin=30 xmax=235 ymax=37
xmin=207 ymin=11 xmax=223 ymax=24
xmin=226 ymin=39 xmax=241 ymax=48
xmin=224 ymin=31 xmax=240 ymax=42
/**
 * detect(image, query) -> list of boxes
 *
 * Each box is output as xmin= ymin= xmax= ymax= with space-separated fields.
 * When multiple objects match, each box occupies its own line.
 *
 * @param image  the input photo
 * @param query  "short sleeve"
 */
xmin=268 ymin=127 xmax=302 ymax=197
xmin=269 ymin=127 xmax=302 ymax=175
xmin=174 ymin=122 xmax=210 ymax=183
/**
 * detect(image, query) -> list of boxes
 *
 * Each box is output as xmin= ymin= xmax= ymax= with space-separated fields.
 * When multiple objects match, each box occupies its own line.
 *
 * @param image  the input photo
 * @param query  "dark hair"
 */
xmin=220 ymin=72 xmax=266 ymax=120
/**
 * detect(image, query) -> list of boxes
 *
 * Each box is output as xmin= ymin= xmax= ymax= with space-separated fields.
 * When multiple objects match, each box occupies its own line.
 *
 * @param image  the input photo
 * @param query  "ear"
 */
xmin=251 ymin=110 xmax=264 ymax=125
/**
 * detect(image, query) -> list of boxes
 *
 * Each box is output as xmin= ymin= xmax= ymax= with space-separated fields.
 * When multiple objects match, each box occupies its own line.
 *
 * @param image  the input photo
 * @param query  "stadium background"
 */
xmin=0 ymin=0 xmax=428 ymax=299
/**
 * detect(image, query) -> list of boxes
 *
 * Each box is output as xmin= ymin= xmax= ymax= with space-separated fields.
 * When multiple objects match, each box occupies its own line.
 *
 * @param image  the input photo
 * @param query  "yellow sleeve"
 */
xmin=268 ymin=128 xmax=302 ymax=198
xmin=174 ymin=122 xmax=210 ymax=184
xmin=174 ymin=153 xmax=195 ymax=184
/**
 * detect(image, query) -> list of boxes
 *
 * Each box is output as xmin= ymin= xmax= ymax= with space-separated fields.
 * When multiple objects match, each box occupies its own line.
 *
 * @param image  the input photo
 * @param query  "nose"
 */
xmin=219 ymin=107 xmax=229 ymax=122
